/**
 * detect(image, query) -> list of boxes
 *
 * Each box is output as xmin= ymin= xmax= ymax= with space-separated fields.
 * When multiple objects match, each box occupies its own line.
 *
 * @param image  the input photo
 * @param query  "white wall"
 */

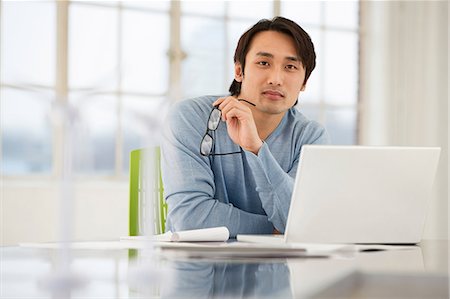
xmin=1 ymin=180 xmax=129 ymax=245
xmin=359 ymin=1 xmax=448 ymax=239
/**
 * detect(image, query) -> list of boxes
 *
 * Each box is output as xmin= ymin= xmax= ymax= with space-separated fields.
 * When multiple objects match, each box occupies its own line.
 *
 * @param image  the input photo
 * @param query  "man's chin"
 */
xmin=258 ymin=103 xmax=290 ymax=115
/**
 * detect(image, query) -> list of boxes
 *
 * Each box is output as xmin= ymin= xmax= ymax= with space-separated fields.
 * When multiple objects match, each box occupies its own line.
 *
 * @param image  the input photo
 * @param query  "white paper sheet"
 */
xmin=121 ymin=226 xmax=230 ymax=242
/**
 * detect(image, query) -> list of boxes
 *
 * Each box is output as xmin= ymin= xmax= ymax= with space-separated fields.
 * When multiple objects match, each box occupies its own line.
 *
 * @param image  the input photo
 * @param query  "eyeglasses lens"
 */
xmin=200 ymin=134 xmax=213 ymax=156
xmin=208 ymin=108 xmax=221 ymax=131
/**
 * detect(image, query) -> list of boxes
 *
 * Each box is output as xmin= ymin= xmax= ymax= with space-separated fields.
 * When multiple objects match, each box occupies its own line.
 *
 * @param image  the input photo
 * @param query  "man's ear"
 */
xmin=300 ymin=82 xmax=307 ymax=91
xmin=234 ymin=63 xmax=243 ymax=82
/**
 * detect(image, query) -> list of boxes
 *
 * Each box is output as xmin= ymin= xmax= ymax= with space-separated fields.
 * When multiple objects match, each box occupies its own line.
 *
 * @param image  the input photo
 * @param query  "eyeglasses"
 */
xmin=200 ymin=106 xmax=242 ymax=156
xmin=200 ymin=99 xmax=256 ymax=156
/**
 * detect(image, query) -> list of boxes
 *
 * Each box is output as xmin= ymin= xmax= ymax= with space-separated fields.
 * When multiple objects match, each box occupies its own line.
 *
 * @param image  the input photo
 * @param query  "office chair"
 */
xmin=129 ymin=147 xmax=167 ymax=236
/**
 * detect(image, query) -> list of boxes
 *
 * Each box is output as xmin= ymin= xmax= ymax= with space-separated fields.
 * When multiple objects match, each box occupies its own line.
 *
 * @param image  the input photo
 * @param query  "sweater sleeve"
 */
xmin=243 ymin=123 xmax=329 ymax=233
xmin=161 ymin=99 xmax=274 ymax=237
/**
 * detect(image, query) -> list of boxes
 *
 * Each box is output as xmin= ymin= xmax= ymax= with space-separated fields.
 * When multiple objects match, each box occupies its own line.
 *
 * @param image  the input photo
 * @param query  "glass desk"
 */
xmin=1 ymin=240 xmax=448 ymax=298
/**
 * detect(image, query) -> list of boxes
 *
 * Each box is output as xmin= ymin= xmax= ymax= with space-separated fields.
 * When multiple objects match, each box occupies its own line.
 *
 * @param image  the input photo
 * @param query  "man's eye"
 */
xmin=286 ymin=64 xmax=298 ymax=70
xmin=258 ymin=61 xmax=269 ymax=66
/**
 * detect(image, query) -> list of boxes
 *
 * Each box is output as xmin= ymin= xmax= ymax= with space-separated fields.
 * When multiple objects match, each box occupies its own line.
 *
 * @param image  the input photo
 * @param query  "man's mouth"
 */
xmin=262 ymin=89 xmax=285 ymax=100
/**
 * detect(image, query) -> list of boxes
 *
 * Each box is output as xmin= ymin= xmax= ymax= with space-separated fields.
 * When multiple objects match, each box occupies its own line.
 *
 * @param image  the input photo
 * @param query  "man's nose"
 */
xmin=267 ymin=68 xmax=283 ymax=86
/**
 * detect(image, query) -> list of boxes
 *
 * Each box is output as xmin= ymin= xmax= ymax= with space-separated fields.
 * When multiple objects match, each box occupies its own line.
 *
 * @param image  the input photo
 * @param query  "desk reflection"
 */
xmin=1 ymin=241 xmax=445 ymax=298
xmin=161 ymin=261 xmax=293 ymax=299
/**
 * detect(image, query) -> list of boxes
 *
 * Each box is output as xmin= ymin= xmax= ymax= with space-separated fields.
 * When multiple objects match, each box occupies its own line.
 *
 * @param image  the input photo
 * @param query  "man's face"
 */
xmin=235 ymin=30 xmax=306 ymax=116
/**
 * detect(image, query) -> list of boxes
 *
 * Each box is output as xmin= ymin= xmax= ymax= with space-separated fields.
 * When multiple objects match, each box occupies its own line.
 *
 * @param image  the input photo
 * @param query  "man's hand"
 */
xmin=213 ymin=96 xmax=263 ymax=155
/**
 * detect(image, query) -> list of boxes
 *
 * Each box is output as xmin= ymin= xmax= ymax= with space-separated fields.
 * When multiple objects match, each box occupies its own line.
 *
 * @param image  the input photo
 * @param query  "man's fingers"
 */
xmin=221 ymin=102 xmax=250 ymax=122
xmin=212 ymin=96 xmax=232 ymax=107
xmin=212 ymin=97 xmax=254 ymax=124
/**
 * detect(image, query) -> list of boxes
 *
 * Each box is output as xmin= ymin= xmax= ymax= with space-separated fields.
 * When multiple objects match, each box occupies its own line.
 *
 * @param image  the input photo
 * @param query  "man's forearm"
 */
xmin=166 ymin=194 xmax=274 ymax=237
xmin=244 ymin=144 xmax=295 ymax=233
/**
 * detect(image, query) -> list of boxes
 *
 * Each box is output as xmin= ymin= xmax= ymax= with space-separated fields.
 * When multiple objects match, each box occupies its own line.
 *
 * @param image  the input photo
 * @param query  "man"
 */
xmin=161 ymin=17 xmax=329 ymax=237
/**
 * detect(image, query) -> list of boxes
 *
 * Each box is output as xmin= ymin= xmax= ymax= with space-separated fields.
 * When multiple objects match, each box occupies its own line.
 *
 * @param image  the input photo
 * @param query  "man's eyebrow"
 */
xmin=256 ymin=51 xmax=274 ymax=58
xmin=286 ymin=56 xmax=301 ymax=62
xmin=255 ymin=51 xmax=301 ymax=62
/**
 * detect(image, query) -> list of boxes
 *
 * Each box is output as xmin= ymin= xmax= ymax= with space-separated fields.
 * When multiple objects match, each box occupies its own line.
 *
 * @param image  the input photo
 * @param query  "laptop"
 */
xmin=237 ymin=145 xmax=441 ymax=245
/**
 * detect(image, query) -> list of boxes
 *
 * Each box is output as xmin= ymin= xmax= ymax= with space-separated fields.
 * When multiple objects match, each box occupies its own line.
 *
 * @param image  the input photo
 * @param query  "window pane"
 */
xmin=323 ymin=31 xmax=358 ymax=105
xmin=70 ymin=93 xmax=116 ymax=174
xmin=325 ymin=108 xmax=357 ymax=145
xmin=0 ymin=1 xmax=55 ymax=86
xmin=299 ymin=27 xmax=322 ymax=104
xmin=228 ymin=1 xmax=273 ymax=19
xmin=122 ymin=96 xmax=168 ymax=173
xmin=280 ymin=1 xmax=321 ymax=27
xmin=77 ymin=1 xmax=119 ymax=7
xmin=181 ymin=16 xmax=225 ymax=98
xmin=181 ymin=1 xmax=225 ymax=16
xmin=122 ymin=11 xmax=169 ymax=94
xmin=1 ymin=89 xmax=53 ymax=174
xmin=69 ymin=4 xmax=118 ymax=90
xmin=324 ymin=0 xmax=359 ymax=29
xmin=122 ymin=0 xmax=170 ymax=11
xmin=301 ymin=70 xmax=321 ymax=104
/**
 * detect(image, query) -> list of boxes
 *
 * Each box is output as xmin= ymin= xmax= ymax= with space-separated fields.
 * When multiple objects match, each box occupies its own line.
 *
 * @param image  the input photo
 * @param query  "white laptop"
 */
xmin=237 ymin=145 xmax=441 ymax=245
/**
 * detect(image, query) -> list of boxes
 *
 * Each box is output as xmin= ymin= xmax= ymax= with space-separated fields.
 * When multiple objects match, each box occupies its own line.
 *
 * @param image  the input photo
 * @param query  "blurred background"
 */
xmin=1 ymin=0 xmax=447 ymax=245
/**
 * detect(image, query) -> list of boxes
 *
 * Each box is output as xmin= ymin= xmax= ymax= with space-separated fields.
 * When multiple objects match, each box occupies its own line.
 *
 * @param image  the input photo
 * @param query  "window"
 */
xmin=67 ymin=2 xmax=170 ymax=174
xmin=1 ymin=1 xmax=55 ymax=175
xmin=0 ymin=0 xmax=360 ymax=177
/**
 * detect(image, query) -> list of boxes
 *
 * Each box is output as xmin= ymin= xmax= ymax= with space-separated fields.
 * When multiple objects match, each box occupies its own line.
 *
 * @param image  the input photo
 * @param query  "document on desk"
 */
xmin=121 ymin=226 xmax=230 ymax=242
